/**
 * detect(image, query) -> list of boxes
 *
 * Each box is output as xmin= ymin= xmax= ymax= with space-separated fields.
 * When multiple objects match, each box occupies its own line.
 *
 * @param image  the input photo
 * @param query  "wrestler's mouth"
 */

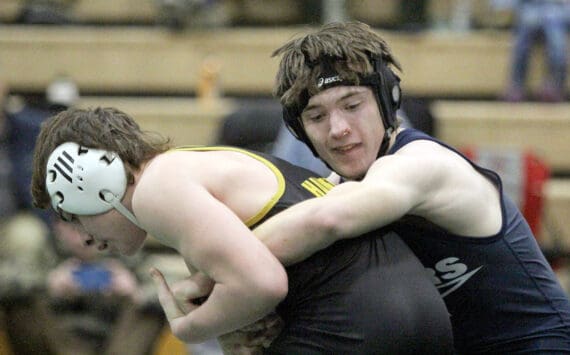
xmin=333 ymin=143 xmax=360 ymax=153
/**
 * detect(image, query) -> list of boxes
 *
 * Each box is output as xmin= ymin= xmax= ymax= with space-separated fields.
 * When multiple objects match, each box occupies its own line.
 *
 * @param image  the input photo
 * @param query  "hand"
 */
xmin=150 ymin=267 xmax=194 ymax=322
xmin=218 ymin=312 xmax=284 ymax=353
xmin=170 ymin=271 xmax=215 ymax=312
xmin=47 ymin=262 xmax=82 ymax=298
xmin=104 ymin=260 xmax=138 ymax=298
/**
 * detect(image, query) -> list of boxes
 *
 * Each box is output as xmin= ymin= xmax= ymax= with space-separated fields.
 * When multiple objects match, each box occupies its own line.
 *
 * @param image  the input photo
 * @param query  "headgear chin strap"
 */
xmin=282 ymin=54 xmax=402 ymax=159
xmin=46 ymin=142 xmax=142 ymax=228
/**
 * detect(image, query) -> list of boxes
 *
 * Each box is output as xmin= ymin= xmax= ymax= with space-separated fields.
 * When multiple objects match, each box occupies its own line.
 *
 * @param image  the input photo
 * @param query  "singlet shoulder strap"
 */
xmin=171 ymin=146 xmax=286 ymax=227
xmin=388 ymin=128 xmax=433 ymax=154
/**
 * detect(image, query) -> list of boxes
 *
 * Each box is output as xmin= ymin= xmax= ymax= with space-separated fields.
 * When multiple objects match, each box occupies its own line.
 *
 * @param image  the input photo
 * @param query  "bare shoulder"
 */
xmin=390 ymin=138 xmax=502 ymax=235
xmin=389 ymin=138 xmax=474 ymax=175
xmin=367 ymin=139 xmax=453 ymax=180
xmin=131 ymin=151 xmax=222 ymax=247
xmin=134 ymin=149 xmax=279 ymax=226
xmin=143 ymin=150 xmax=201 ymax=176
xmin=138 ymin=150 xmax=224 ymax=189
xmin=136 ymin=150 xmax=225 ymax=199
xmin=395 ymin=138 xmax=454 ymax=160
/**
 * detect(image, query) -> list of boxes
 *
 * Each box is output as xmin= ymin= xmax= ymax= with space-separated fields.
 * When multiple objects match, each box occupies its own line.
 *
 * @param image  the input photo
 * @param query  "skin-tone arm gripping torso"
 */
xmin=132 ymin=150 xmax=288 ymax=343
xmin=255 ymin=138 xmax=503 ymax=266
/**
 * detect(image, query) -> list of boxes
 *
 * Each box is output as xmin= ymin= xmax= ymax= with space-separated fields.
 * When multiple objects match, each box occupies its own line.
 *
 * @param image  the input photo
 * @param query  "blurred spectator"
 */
xmin=17 ymin=0 xmax=76 ymax=25
xmin=0 ymin=82 xmax=16 ymax=222
xmin=0 ymin=79 xmax=57 ymax=354
xmin=0 ymin=75 xmax=79 ymax=293
xmin=498 ymin=0 xmax=570 ymax=102
xmin=46 ymin=74 xmax=80 ymax=110
xmin=215 ymin=99 xmax=282 ymax=153
xmin=399 ymin=0 xmax=429 ymax=31
xmin=0 ymin=213 xmax=56 ymax=355
xmin=429 ymin=0 xmax=474 ymax=32
xmin=154 ymin=0 xmax=228 ymax=30
xmin=216 ymin=100 xmax=325 ymax=174
xmin=4 ymin=75 xmax=78 ymax=225
xmin=43 ymin=219 xmax=140 ymax=354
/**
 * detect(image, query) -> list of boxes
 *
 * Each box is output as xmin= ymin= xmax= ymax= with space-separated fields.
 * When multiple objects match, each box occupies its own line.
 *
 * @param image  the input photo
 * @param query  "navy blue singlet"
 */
xmin=389 ymin=129 xmax=570 ymax=354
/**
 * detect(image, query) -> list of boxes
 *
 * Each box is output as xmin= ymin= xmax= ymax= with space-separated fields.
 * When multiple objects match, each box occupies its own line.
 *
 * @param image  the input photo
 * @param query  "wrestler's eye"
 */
xmin=345 ymin=101 xmax=361 ymax=111
xmin=303 ymin=112 xmax=325 ymax=123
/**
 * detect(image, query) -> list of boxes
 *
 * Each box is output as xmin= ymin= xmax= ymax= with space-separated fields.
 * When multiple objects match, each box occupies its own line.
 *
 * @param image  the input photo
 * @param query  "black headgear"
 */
xmin=282 ymin=54 xmax=401 ymax=158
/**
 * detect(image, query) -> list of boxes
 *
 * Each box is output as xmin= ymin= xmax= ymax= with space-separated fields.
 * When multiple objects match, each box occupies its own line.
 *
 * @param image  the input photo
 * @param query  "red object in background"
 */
xmin=462 ymin=147 xmax=550 ymax=238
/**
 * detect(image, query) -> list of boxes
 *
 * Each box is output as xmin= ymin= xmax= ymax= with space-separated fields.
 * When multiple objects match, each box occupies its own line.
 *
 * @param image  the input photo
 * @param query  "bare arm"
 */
xmin=134 ymin=161 xmax=288 ymax=343
xmin=253 ymin=154 xmax=423 ymax=265
xmin=254 ymin=141 xmax=498 ymax=265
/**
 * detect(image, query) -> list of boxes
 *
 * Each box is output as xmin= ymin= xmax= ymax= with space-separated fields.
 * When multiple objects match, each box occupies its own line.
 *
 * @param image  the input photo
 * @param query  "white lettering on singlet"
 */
xmin=426 ymin=257 xmax=483 ymax=298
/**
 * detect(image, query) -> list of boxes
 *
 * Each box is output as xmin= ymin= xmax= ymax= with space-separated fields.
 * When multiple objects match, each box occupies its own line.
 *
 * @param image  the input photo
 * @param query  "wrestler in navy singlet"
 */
xmin=388 ymin=129 xmax=570 ymax=354
xmin=177 ymin=146 xmax=453 ymax=354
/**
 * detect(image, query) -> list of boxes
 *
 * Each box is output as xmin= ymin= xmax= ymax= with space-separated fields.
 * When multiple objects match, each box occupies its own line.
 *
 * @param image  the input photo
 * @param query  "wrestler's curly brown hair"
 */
xmin=31 ymin=107 xmax=171 ymax=210
xmin=272 ymin=21 xmax=402 ymax=109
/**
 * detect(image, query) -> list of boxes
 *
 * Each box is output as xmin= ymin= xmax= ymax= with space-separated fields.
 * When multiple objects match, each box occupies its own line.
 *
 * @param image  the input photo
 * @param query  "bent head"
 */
xmin=272 ymin=21 xmax=402 ymax=179
xmin=31 ymin=107 xmax=171 ymax=255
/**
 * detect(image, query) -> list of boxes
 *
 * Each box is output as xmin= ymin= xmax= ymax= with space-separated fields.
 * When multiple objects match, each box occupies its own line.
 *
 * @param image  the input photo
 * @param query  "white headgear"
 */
xmin=46 ymin=142 xmax=141 ymax=228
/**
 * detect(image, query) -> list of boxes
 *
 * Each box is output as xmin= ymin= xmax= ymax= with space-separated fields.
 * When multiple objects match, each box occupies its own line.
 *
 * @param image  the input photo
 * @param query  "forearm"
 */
xmin=254 ymin=180 xmax=397 ymax=265
xmin=254 ymin=199 xmax=340 ymax=266
xmin=170 ymin=282 xmax=283 ymax=343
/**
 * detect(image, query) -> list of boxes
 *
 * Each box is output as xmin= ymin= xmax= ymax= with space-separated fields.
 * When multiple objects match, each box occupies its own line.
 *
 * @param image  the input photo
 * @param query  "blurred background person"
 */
xmin=0 ymin=78 xmax=57 ymax=355
xmin=45 ymin=218 xmax=138 ymax=354
xmin=498 ymin=0 xmax=570 ymax=102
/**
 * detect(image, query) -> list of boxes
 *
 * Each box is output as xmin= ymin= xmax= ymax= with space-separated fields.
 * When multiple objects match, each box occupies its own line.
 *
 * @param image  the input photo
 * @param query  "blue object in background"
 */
xmin=72 ymin=263 xmax=112 ymax=291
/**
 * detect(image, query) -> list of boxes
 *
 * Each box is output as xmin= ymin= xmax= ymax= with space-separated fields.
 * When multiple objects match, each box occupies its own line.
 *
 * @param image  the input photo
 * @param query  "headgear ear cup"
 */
xmin=46 ymin=142 xmax=142 ymax=228
xmin=371 ymin=56 xmax=401 ymax=132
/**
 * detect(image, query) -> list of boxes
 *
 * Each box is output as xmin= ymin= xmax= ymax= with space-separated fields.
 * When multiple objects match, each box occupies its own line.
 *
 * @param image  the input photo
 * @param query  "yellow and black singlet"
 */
xmin=174 ymin=146 xmax=453 ymax=355
xmin=172 ymin=145 xmax=333 ymax=228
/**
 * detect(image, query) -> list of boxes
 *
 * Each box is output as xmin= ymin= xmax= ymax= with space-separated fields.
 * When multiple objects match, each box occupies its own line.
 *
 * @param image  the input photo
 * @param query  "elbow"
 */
xmin=312 ymin=207 xmax=351 ymax=242
xmin=273 ymin=266 xmax=289 ymax=302
xmin=248 ymin=265 xmax=288 ymax=317
xmin=259 ymin=265 xmax=288 ymax=309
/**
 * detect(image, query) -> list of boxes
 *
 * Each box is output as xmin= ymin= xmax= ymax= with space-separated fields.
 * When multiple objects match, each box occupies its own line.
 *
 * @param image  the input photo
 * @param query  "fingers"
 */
xmin=171 ymin=271 xmax=214 ymax=303
xmin=150 ymin=267 xmax=185 ymax=321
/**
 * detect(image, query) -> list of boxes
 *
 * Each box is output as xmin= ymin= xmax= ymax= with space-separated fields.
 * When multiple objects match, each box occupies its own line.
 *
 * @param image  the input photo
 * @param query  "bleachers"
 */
xmin=432 ymin=101 xmax=570 ymax=174
xmin=541 ymin=179 xmax=570 ymax=252
xmin=77 ymin=96 xmax=235 ymax=146
xmin=432 ymin=100 xmax=570 ymax=246
xmin=0 ymin=0 xmax=510 ymax=28
xmin=2 ymin=25 xmax=562 ymax=97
